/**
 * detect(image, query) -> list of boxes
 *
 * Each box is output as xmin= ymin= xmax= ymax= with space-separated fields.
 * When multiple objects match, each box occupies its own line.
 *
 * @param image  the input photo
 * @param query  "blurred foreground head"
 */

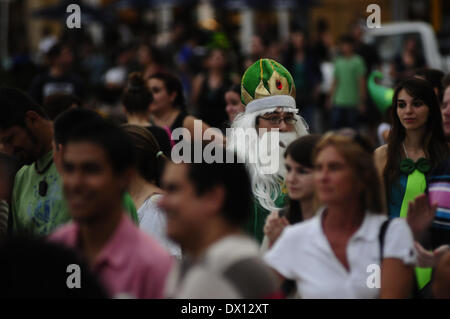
xmin=159 ymin=142 xmax=252 ymax=250
xmin=0 ymin=237 xmax=107 ymax=298
xmin=61 ymin=118 xmax=134 ymax=223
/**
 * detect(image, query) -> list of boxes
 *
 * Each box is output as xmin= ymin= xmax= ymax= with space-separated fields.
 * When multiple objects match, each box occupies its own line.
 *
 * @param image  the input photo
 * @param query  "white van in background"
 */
xmin=364 ymin=21 xmax=450 ymax=85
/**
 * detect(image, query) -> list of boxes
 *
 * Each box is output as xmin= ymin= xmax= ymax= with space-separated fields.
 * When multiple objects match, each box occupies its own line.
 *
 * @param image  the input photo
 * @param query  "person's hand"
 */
xmin=415 ymin=242 xmax=450 ymax=268
xmin=407 ymin=194 xmax=437 ymax=241
xmin=264 ymin=211 xmax=289 ymax=247
xmin=434 ymin=245 xmax=450 ymax=265
xmin=415 ymin=242 xmax=436 ymax=267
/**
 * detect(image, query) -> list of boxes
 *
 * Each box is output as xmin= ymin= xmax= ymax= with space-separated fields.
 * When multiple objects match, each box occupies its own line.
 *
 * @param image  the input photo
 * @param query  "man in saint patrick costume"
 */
xmin=228 ymin=59 xmax=309 ymax=243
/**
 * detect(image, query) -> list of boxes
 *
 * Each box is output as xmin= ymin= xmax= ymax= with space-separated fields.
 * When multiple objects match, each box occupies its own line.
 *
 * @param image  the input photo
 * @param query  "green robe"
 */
xmin=245 ymin=182 xmax=288 ymax=244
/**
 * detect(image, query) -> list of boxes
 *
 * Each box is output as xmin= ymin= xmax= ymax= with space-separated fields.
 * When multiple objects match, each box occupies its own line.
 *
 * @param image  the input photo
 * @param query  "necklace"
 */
xmin=35 ymin=158 xmax=53 ymax=197
xmin=402 ymin=142 xmax=408 ymax=158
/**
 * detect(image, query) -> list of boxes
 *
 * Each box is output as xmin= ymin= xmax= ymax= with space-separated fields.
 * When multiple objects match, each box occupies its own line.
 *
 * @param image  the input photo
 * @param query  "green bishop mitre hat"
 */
xmin=241 ymin=59 xmax=297 ymax=114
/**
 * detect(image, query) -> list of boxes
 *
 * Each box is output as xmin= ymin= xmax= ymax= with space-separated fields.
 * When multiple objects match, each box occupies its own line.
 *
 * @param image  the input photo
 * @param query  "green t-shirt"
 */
xmin=333 ymin=54 xmax=366 ymax=107
xmin=12 ymin=151 xmax=139 ymax=237
xmin=12 ymin=151 xmax=69 ymax=236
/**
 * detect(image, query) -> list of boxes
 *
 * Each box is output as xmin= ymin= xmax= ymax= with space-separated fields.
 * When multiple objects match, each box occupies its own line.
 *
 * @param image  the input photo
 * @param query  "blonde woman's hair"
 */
xmin=312 ymin=132 xmax=385 ymax=214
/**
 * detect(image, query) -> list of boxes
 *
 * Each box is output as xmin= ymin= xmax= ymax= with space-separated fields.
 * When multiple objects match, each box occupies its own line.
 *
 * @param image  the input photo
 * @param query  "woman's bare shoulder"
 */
xmin=374 ymin=144 xmax=388 ymax=172
xmin=374 ymin=144 xmax=388 ymax=159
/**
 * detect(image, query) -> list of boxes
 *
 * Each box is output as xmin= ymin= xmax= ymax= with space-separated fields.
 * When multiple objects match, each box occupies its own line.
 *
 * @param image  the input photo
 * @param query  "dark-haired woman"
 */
xmin=224 ymin=84 xmax=245 ymax=123
xmin=148 ymin=72 xmax=224 ymax=145
xmin=122 ymin=72 xmax=172 ymax=157
xmin=375 ymin=77 xmax=449 ymax=218
xmin=138 ymin=43 xmax=166 ymax=79
xmin=374 ymin=77 xmax=449 ymax=293
xmin=122 ymin=124 xmax=181 ymax=259
xmin=191 ymin=49 xmax=236 ymax=131
xmin=263 ymin=135 xmax=321 ymax=248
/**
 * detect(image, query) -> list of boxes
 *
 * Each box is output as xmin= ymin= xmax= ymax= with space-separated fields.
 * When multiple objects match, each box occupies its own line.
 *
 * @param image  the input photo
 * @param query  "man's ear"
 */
xmin=169 ymin=91 xmax=177 ymax=104
xmin=24 ymin=111 xmax=42 ymax=129
xmin=52 ymin=140 xmax=63 ymax=153
xmin=203 ymin=185 xmax=225 ymax=217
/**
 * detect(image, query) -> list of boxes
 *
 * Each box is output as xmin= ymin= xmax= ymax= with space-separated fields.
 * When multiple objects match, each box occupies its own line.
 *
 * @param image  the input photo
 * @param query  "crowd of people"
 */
xmin=1 ymin=20 xmax=450 ymax=299
xmin=3 ymin=19 xmax=389 ymax=137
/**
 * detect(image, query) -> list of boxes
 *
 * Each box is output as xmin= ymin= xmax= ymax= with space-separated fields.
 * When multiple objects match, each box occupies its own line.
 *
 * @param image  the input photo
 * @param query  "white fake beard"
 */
xmin=248 ymin=131 xmax=299 ymax=212
xmin=228 ymin=108 xmax=309 ymax=212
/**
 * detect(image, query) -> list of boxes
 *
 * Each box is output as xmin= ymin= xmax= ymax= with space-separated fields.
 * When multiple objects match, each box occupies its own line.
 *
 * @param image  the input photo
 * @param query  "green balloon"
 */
xmin=368 ymin=71 xmax=394 ymax=114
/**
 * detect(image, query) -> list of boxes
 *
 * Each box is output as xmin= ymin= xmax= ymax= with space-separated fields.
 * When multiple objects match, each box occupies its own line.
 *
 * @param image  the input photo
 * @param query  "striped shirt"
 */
xmin=427 ymin=158 xmax=450 ymax=248
xmin=0 ymin=200 xmax=8 ymax=239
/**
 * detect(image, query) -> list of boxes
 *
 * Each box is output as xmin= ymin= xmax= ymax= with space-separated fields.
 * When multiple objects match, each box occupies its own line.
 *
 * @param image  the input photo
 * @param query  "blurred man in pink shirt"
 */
xmin=49 ymin=117 xmax=172 ymax=298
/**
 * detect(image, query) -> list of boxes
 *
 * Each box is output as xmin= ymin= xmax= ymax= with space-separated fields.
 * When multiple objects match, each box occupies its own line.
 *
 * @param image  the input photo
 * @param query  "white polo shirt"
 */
xmin=264 ymin=208 xmax=417 ymax=299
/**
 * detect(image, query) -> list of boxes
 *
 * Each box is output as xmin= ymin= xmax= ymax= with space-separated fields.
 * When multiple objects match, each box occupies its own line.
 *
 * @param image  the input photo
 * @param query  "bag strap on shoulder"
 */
xmin=379 ymin=218 xmax=393 ymax=262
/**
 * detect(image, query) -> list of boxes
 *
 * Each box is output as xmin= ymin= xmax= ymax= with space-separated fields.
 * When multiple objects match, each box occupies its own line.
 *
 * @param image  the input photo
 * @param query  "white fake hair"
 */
xmin=227 ymin=107 xmax=309 ymax=212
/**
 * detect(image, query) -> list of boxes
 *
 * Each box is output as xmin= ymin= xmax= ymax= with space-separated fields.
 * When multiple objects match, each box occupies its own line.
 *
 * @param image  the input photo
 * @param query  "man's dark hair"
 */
xmin=0 ymin=237 xmax=107 ymax=298
xmin=182 ymin=142 xmax=252 ymax=227
xmin=65 ymin=117 xmax=135 ymax=174
xmin=43 ymin=93 xmax=83 ymax=121
xmin=0 ymin=87 xmax=48 ymax=129
xmin=54 ymin=108 xmax=102 ymax=146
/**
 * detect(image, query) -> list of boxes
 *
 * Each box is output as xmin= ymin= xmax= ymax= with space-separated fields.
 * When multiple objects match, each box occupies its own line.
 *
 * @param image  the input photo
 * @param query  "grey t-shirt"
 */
xmin=164 ymin=234 xmax=279 ymax=298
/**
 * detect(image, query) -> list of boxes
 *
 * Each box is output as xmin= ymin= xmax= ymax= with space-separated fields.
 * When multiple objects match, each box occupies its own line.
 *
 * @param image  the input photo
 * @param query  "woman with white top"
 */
xmin=265 ymin=132 xmax=416 ymax=298
xmin=122 ymin=124 xmax=181 ymax=259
